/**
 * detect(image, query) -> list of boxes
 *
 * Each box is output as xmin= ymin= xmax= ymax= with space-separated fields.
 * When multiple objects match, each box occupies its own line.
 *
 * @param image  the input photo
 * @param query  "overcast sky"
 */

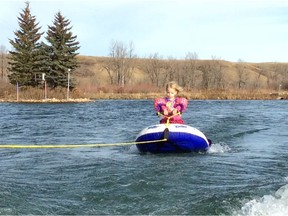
xmin=1 ymin=0 xmax=288 ymax=62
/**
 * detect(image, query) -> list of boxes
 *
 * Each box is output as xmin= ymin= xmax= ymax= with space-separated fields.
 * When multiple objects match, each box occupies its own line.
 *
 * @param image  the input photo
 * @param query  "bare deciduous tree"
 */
xmin=143 ymin=53 xmax=164 ymax=87
xmin=0 ymin=45 xmax=8 ymax=81
xmin=198 ymin=61 xmax=213 ymax=90
xmin=182 ymin=52 xmax=198 ymax=89
xmin=274 ymin=64 xmax=288 ymax=90
xmin=210 ymin=56 xmax=225 ymax=89
xmin=104 ymin=40 xmax=136 ymax=86
xmin=256 ymin=64 xmax=273 ymax=88
xmin=236 ymin=59 xmax=249 ymax=89
xmin=165 ymin=56 xmax=180 ymax=84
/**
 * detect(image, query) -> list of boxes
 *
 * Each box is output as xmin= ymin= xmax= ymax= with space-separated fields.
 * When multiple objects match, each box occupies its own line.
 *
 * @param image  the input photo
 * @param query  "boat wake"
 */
xmin=231 ymin=128 xmax=270 ymax=138
xmin=233 ymin=183 xmax=288 ymax=216
xmin=207 ymin=142 xmax=231 ymax=154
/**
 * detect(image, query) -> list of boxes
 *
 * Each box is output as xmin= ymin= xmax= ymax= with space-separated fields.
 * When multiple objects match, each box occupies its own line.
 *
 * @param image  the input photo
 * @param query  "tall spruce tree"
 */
xmin=8 ymin=1 xmax=44 ymax=87
xmin=44 ymin=12 xmax=80 ymax=89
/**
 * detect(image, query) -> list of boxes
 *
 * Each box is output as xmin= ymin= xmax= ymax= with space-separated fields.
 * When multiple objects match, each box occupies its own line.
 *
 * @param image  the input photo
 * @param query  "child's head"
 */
xmin=165 ymin=81 xmax=183 ymax=99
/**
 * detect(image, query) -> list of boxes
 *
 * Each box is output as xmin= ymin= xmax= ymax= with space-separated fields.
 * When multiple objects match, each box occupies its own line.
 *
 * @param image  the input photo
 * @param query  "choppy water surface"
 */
xmin=0 ymin=100 xmax=287 ymax=215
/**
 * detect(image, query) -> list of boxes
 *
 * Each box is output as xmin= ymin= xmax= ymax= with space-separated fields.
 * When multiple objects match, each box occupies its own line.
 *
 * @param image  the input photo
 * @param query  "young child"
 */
xmin=154 ymin=81 xmax=188 ymax=124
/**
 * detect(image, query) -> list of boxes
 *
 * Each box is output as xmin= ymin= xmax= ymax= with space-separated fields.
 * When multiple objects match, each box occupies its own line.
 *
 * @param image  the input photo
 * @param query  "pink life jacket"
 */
xmin=154 ymin=97 xmax=188 ymax=124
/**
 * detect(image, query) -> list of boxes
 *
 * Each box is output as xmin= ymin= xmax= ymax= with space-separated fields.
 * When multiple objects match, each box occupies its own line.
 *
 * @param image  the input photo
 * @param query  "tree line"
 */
xmin=101 ymin=42 xmax=288 ymax=91
xmin=5 ymin=1 xmax=80 ymax=90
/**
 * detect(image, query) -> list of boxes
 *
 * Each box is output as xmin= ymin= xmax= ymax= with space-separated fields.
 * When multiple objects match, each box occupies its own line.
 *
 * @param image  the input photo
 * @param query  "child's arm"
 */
xmin=154 ymin=98 xmax=168 ymax=115
xmin=175 ymin=98 xmax=188 ymax=113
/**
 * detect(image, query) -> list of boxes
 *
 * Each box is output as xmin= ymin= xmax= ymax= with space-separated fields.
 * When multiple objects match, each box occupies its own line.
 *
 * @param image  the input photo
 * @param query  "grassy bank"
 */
xmin=84 ymin=90 xmax=287 ymax=100
xmin=0 ymin=86 xmax=287 ymax=102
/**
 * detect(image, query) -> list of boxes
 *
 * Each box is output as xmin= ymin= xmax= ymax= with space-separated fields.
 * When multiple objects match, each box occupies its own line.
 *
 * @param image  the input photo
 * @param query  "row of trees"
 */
xmin=102 ymin=41 xmax=225 ymax=90
xmin=143 ymin=56 xmax=287 ymax=90
xmin=7 ymin=1 xmax=80 ymax=89
xmin=101 ymin=41 xmax=287 ymax=91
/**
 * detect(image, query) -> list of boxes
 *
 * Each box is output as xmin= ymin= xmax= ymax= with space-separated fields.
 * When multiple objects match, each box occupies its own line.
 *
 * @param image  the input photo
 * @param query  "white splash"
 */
xmin=235 ymin=184 xmax=288 ymax=216
xmin=207 ymin=142 xmax=231 ymax=154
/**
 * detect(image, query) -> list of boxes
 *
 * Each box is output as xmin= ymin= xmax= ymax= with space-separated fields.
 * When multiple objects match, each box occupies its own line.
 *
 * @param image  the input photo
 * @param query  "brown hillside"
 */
xmin=71 ymin=56 xmax=288 ymax=100
xmin=74 ymin=56 xmax=284 ymax=89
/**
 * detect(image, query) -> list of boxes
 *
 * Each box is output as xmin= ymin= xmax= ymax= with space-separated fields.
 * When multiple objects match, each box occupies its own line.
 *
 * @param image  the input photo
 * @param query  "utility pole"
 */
xmin=16 ymin=82 xmax=19 ymax=101
xmin=42 ymin=73 xmax=47 ymax=100
xmin=67 ymin=69 xmax=71 ymax=100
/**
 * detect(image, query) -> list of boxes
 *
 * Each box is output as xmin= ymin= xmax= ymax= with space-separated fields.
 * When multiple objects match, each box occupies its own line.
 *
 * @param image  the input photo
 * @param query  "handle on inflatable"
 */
xmin=156 ymin=111 xmax=181 ymax=125
xmin=156 ymin=111 xmax=181 ymax=117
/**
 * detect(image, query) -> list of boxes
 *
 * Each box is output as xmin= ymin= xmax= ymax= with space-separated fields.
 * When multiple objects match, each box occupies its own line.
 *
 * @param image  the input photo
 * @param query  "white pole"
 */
xmin=16 ymin=82 xmax=19 ymax=101
xmin=44 ymin=81 xmax=47 ymax=100
xmin=67 ymin=69 xmax=71 ymax=100
xmin=42 ymin=73 xmax=47 ymax=100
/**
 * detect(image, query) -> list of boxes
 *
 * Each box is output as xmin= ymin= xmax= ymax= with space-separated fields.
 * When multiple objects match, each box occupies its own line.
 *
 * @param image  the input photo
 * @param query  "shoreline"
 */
xmin=0 ymin=91 xmax=287 ymax=103
xmin=0 ymin=98 xmax=95 ymax=103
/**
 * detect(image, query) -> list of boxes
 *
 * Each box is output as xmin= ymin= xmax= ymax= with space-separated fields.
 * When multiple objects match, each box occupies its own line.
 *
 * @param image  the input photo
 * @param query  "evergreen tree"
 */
xmin=44 ymin=12 xmax=80 ymax=89
xmin=8 ymin=1 xmax=44 ymax=87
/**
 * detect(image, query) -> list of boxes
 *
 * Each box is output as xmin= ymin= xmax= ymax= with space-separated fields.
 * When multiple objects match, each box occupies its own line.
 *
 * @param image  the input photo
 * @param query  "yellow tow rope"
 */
xmin=0 ymin=113 xmax=181 ymax=149
xmin=0 ymin=139 xmax=167 ymax=149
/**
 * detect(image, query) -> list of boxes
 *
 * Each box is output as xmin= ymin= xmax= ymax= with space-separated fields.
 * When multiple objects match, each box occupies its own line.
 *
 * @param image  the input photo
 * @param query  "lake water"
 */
xmin=0 ymin=100 xmax=287 ymax=215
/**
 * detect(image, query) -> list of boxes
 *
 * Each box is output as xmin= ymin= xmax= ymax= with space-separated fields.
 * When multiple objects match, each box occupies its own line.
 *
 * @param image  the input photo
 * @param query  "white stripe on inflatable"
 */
xmin=137 ymin=124 xmax=208 ymax=142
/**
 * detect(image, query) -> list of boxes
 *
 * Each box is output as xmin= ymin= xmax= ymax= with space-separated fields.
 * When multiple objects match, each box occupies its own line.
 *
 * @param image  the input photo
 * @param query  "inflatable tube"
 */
xmin=135 ymin=124 xmax=210 ymax=153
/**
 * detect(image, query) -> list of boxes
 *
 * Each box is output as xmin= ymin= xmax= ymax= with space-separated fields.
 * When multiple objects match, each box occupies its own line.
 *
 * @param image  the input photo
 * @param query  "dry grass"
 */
xmin=1 ymin=55 xmax=287 ymax=102
xmin=0 ymin=87 xmax=286 ymax=102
